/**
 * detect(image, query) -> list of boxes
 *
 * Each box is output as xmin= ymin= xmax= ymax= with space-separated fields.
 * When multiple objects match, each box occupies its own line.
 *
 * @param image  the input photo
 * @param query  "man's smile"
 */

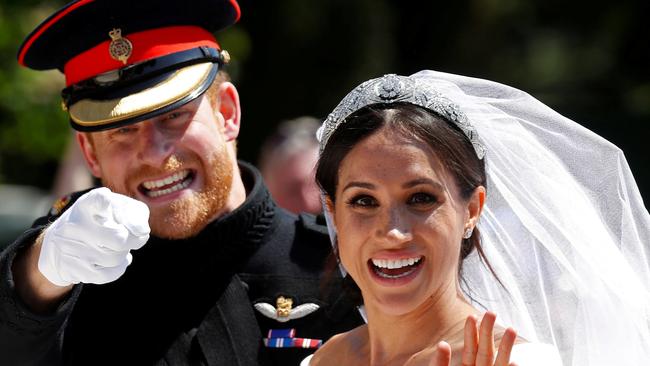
xmin=139 ymin=169 xmax=195 ymax=198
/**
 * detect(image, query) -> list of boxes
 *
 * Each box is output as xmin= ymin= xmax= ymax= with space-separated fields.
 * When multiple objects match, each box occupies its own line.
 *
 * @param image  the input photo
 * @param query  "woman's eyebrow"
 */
xmin=403 ymin=178 xmax=443 ymax=190
xmin=342 ymin=181 xmax=375 ymax=193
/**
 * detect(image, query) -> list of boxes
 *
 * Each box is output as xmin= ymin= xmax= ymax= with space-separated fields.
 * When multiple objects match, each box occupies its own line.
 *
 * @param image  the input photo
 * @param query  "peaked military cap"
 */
xmin=17 ymin=0 xmax=240 ymax=131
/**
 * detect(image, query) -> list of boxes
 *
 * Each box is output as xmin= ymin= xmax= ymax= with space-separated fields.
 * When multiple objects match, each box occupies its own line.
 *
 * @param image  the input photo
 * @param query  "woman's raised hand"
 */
xmin=461 ymin=312 xmax=517 ymax=366
xmin=406 ymin=312 xmax=517 ymax=366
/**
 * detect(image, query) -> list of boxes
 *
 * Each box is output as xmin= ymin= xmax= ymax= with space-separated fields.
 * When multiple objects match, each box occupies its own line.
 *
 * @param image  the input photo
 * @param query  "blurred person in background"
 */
xmin=259 ymin=117 xmax=322 ymax=214
xmin=0 ymin=134 xmax=92 ymax=251
xmin=0 ymin=184 xmax=51 ymax=250
xmin=51 ymin=132 xmax=95 ymax=200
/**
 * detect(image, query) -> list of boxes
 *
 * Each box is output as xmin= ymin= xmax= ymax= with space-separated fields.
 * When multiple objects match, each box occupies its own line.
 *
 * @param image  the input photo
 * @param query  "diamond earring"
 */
xmin=463 ymin=227 xmax=473 ymax=239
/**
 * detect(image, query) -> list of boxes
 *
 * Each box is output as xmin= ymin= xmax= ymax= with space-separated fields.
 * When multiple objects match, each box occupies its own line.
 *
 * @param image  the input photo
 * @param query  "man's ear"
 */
xmin=76 ymin=132 xmax=102 ymax=178
xmin=466 ymin=185 xmax=486 ymax=229
xmin=215 ymin=81 xmax=241 ymax=141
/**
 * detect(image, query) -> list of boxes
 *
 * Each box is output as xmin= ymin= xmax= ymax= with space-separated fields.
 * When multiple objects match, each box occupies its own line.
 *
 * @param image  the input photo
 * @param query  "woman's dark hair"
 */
xmin=316 ymin=103 xmax=502 ymax=303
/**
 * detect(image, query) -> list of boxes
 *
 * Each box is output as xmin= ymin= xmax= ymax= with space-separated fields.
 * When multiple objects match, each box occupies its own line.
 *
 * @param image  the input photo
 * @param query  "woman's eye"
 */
xmin=408 ymin=192 xmax=436 ymax=205
xmin=348 ymin=195 xmax=378 ymax=208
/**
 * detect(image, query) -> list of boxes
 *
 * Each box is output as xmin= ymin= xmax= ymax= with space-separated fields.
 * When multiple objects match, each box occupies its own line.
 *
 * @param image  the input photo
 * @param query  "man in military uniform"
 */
xmin=0 ymin=0 xmax=363 ymax=365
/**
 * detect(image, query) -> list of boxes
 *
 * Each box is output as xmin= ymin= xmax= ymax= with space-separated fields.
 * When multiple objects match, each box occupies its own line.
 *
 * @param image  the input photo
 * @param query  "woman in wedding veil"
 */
xmin=303 ymin=71 xmax=650 ymax=365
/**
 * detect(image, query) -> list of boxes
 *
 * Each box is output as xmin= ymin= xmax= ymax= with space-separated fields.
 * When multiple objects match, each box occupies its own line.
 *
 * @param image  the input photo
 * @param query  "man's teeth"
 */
xmin=142 ymin=170 xmax=192 ymax=197
xmin=142 ymin=170 xmax=190 ymax=189
xmin=371 ymin=257 xmax=422 ymax=269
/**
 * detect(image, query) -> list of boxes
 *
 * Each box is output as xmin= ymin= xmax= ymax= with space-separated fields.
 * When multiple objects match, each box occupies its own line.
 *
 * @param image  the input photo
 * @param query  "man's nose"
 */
xmin=137 ymin=122 xmax=174 ymax=165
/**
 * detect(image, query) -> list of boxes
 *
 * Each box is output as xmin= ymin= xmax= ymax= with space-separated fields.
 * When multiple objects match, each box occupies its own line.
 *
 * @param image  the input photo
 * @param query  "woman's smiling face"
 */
xmin=330 ymin=126 xmax=481 ymax=316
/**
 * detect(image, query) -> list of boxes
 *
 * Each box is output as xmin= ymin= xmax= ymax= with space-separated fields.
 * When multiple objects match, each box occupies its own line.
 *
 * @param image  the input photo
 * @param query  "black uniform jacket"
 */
xmin=0 ymin=162 xmax=363 ymax=365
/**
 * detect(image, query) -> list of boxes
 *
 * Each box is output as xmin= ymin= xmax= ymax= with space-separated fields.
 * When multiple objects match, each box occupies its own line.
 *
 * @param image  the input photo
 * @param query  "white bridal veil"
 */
xmin=318 ymin=70 xmax=650 ymax=365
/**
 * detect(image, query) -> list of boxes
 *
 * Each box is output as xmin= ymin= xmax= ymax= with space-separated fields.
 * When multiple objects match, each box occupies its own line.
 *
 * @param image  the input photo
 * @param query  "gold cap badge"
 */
xmin=108 ymin=28 xmax=132 ymax=64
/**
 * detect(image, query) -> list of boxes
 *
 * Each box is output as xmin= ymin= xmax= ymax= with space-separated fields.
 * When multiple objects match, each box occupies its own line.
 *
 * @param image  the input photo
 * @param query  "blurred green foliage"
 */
xmin=0 ymin=0 xmax=68 ymax=188
xmin=0 ymin=0 xmax=648 ymax=203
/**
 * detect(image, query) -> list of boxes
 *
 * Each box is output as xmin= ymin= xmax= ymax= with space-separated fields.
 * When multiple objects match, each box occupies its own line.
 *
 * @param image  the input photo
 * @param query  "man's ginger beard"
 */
xmin=102 ymin=148 xmax=233 ymax=239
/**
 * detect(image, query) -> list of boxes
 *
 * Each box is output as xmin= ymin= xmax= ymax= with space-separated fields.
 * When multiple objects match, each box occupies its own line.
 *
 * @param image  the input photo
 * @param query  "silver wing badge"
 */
xmin=254 ymin=296 xmax=320 ymax=322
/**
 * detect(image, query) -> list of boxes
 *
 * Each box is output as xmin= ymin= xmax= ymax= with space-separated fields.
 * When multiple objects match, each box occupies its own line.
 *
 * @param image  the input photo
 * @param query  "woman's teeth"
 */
xmin=142 ymin=170 xmax=192 ymax=197
xmin=371 ymin=256 xmax=423 ymax=279
xmin=372 ymin=257 xmax=422 ymax=269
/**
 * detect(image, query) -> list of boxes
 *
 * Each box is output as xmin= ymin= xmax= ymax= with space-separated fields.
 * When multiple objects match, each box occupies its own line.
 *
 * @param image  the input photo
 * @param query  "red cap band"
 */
xmin=64 ymin=25 xmax=219 ymax=86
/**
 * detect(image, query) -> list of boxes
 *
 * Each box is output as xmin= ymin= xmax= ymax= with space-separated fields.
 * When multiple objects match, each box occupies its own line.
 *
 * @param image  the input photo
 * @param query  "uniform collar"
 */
xmin=199 ymin=160 xmax=277 ymax=249
xmin=137 ymin=161 xmax=277 ymax=277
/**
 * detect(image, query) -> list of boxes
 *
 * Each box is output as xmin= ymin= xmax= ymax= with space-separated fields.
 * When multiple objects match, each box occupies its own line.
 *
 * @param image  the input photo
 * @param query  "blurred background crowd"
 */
xmin=0 ymin=0 xmax=648 ymax=248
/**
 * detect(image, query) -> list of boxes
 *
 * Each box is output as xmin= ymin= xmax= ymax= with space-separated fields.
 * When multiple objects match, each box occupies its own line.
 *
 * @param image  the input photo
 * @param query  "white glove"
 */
xmin=38 ymin=187 xmax=150 ymax=287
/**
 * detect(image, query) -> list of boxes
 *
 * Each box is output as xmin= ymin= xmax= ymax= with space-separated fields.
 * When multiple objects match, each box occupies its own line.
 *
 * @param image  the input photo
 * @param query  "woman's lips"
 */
xmin=368 ymin=255 xmax=425 ymax=285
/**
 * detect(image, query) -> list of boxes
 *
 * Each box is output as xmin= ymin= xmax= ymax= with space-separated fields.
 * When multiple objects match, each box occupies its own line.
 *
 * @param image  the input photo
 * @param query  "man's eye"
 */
xmin=165 ymin=111 xmax=186 ymax=121
xmin=116 ymin=126 xmax=136 ymax=134
xmin=408 ymin=192 xmax=436 ymax=205
xmin=348 ymin=195 xmax=378 ymax=208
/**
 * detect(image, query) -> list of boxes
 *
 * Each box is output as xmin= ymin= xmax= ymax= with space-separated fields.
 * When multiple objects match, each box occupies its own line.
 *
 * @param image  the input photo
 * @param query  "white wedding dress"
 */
xmin=300 ymin=342 xmax=563 ymax=365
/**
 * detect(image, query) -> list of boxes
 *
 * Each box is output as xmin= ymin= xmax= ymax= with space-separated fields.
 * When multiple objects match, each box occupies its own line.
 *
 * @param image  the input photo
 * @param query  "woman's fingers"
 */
xmin=453 ymin=312 xmax=517 ymax=366
xmin=405 ymin=341 xmax=451 ymax=366
xmin=494 ymin=327 xmax=517 ymax=366
xmin=430 ymin=341 xmax=452 ymax=366
xmin=461 ymin=315 xmax=479 ymax=366
xmin=476 ymin=312 xmax=497 ymax=366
